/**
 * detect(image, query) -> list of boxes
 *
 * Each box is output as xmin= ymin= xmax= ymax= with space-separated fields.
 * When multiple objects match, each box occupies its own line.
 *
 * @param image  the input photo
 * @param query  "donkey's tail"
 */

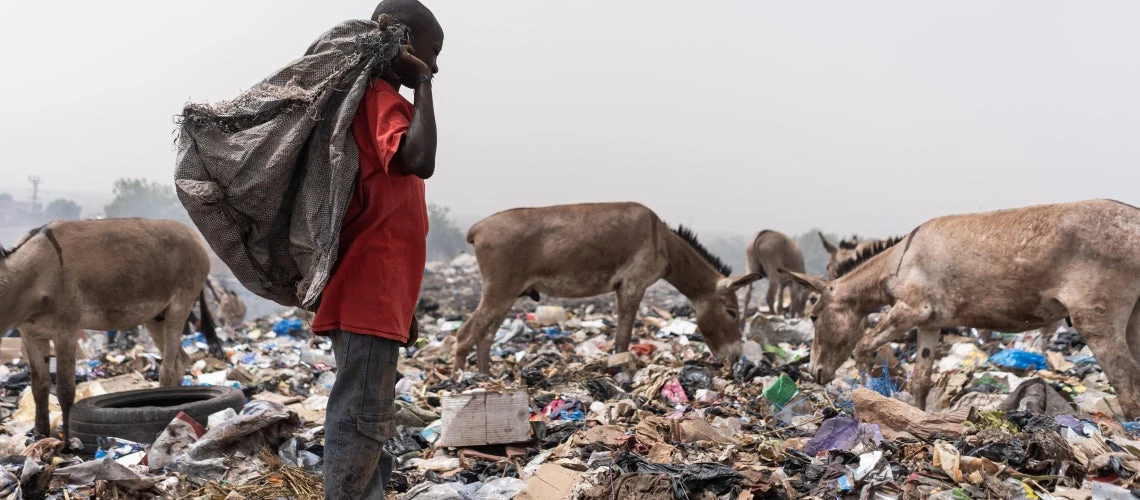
xmin=198 ymin=289 xmax=224 ymax=359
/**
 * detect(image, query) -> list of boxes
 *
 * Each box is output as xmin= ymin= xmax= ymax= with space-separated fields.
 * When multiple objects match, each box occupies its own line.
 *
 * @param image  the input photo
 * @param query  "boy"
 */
xmin=312 ymin=1 xmax=442 ymax=497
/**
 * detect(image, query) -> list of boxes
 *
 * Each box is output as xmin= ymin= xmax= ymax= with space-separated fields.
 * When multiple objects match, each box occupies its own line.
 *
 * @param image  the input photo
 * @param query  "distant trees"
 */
xmin=104 ymin=178 xmax=189 ymax=222
xmin=45 ymin=199 xmax=81 ymax=220
xmin=427 ymin=203 xmax=468 ymax=261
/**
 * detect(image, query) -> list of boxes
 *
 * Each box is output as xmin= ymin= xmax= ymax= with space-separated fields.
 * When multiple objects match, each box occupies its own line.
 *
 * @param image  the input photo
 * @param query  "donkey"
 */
xmin=0 ymin=218 xmax=224 ymax=443
xmin=454 ymin=203 xmax=762 ymax=373
xmin=207 ymin=281 xmax=248 ymax=329
xmin=784 ymin=200 xmax=1140 ymax=416
xmin=741 ymin=230 xmax=809 ymax=321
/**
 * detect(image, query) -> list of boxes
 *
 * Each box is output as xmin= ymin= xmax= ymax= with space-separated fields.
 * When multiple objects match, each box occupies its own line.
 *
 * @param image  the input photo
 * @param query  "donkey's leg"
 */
xmin=54 ymin=333 xmax=78 ymax=446
xmin=474 ymin=301 xmax=516 ymax=374
xmin=741 ymin=283 xmax=754 ymax=330
xmin=854 ymin=301 xmax=928 ymax=372
xmin=149 ymin=313 xmax=189 ymax=387
xmin=909 ymin=328 xmax=941 ymax=411
xmin=614 ymin=285 xmax=647 ymax=353
xmin=454 ymin=291 xmax=516 ymax=373
xmin=22 ymin=334 xmax=54 ymax=438
xmin=1070 ymin=307 xmax=1140 ymax=418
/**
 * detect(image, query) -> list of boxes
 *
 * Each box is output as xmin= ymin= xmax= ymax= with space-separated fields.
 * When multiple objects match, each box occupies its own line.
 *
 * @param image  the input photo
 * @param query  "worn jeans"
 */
xmin=324 ymin=330 xmax=400 ymax=500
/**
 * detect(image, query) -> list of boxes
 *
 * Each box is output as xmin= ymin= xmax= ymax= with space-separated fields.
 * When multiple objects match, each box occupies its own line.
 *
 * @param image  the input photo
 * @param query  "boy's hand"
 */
xmin=391 ymin=45 xmax=432 ymax=87
xmin=404 ymin=316 xmax=419 ymax=348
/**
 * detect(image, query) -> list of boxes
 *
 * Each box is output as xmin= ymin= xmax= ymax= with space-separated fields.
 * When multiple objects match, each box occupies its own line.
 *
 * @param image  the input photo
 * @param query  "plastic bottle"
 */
xmin=533 ymin=306 xmax=568 ymax=326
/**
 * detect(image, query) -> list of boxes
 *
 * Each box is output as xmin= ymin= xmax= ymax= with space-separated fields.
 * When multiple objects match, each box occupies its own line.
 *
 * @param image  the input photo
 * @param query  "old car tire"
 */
xmin=70 ymin=386 xmax=246 ymax=453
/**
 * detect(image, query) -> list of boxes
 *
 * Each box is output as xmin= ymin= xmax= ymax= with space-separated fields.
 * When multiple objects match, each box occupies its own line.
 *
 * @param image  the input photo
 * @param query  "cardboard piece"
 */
xmin=516 ymin=464 xmax=582 ymax=500
xmin=0 ymin=337 xmax=64 ymax=363
xmin=439 ymin=389 xmax=530 ymax=447
xmin=76 ymin=372 xmax=157 ymax=402
xmin=0 ymin=338 xmax=22 ymax=363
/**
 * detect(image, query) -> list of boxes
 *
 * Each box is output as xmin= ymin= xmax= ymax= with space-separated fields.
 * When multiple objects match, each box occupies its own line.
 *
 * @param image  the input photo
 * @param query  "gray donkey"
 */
xmin=741 ymin=230 xmax=810 ymax=320
xmin=0 ymin=219 xmax=223 ymax=444
xmin=784 ymin=200 xmax=1140 ymax=416
xmin=455 ymin=202 xmax=761 ymax=373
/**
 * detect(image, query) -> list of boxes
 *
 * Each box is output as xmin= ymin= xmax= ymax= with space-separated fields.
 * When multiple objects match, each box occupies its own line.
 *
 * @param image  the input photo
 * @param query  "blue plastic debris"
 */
xmin=544 ymin=327 xmax=569 ymax=339
xmin=273 ymin=318 xmax=305 ymax=336
xmin=989 ymin=349 xmax=1047 ymax=371
xmin=1122 ymin=421 xmax=1140 ymax=435
xmin=865 ymin=359 xmax=900 ymax=397
xmin=182 ymin=332 xmax=207 ymax=348
xmin=559 ymin=409 xmax=585 ymax=421
xmin=837 ymin=474 xmax=854 ymax=491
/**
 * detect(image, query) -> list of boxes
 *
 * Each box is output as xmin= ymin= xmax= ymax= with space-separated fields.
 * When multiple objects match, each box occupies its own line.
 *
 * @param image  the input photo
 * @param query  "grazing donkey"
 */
xmin=455 ymin=203 xmax=761 ymax=373
xmin=0 ymin=219 xmax=223 ymax=443
xmin=783 ymin=200 xmax=1140 ymax=416
xmin=741 ymin=230 xmax=809 ymax=320
xmin=208 ymin=281 xmax=248 ymax=329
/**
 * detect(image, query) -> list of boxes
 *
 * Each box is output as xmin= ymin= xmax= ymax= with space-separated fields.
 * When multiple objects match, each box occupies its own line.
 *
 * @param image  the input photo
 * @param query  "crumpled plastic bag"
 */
xmin=473 ymin=477 xmax=527 ymax=499
xmin=277 ymin=437 xmax=322 ymax=473
xmin=802 ymin=416 xmax=882 ymax=456
xmin=997 ymin=377 xmax=1075 ymax=416
xmin=615 ymin=452 xmax=742 ymax=496
xmin=54 ymin=458 xmax=159 ymax=492
xmin=148 ymin=412 xmax=207 ymax=471
xmin=167 ymin=401 xmax=300 ymax=482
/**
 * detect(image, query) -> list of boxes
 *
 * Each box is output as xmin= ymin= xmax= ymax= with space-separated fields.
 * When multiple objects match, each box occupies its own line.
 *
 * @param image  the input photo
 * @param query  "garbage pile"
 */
xmin=0 ymin=254 xmax=1138 ymax=499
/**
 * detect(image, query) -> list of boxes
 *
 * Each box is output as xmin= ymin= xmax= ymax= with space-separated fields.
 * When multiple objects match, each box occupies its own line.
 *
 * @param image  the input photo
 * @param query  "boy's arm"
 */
xmin=389 ymin=46 xmax=436 ymax=179
xmin=405 ymin=312 xmax=419 ymax=348
xmin=396 ymin=80 xmax=436 ymax=179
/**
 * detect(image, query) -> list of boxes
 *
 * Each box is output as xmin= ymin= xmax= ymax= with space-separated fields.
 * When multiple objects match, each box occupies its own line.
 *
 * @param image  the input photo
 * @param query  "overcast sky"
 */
xmin=2 ymin=1 xmax=1138 ymax=237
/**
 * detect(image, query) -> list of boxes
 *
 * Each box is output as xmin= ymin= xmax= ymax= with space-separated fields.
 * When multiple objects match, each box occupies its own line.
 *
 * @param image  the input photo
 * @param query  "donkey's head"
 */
xmin=818 ymin=233 xmax=861 ymax=279
xmin=780 ymin=270 xmax=865 ymax=384
xmin=693 ymin=273 xmax=763 ymax=361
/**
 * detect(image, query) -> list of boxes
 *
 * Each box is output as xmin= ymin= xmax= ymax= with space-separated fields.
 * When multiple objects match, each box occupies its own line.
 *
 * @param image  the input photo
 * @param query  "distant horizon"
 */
xmin=0 ymin=181 xmax=891 ymax=241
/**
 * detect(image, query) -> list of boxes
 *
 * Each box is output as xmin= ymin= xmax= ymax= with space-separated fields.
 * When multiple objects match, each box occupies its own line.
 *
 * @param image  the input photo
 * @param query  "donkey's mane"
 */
xmin=671 ymin=225 xmax=732 ymax=277
xmin=832 ymin=235 xmax=904 ymax=279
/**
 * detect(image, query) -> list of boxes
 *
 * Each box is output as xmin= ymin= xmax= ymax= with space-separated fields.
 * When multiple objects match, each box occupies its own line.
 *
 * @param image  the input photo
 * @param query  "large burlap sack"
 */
xmin=175 ymin=18 xmax=407 ymax=309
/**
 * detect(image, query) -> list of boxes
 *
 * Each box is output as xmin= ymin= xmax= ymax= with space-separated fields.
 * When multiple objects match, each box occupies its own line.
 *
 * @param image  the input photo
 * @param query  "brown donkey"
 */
xmin=784 ymin=200 xmax=1140 ymax=416
xmin=741 ymin=230 xmax=809 ymax=320
xmin=455 ymin=203 xmax=761 ymax=373
xmin=0 ymin=219 xmax=223 ymax=443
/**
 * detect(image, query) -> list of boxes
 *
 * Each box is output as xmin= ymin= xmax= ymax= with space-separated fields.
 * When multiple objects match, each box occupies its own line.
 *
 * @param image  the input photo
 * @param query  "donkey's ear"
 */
xmin=718 ymin=273 xmax=763 ymax=292
xmin=779 ymin=269 xmax=827 ymax=293
xmin=818 ymin=232 xmax=837 ymax=255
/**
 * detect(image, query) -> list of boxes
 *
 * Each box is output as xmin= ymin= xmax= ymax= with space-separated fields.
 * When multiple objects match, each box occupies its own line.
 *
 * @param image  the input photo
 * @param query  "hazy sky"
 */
xmin=2 ymin=1 xmax=1138 ymax=237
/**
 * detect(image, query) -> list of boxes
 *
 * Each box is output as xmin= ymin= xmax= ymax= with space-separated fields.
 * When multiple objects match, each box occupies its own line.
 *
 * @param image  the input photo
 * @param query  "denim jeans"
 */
xmin=323 ymin=330 xmax=400 ymax=500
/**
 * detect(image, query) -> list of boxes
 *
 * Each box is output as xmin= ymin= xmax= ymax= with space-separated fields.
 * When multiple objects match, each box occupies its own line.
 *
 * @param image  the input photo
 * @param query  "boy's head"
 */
xmin=373 ymin=0 xmax=444 ymax=75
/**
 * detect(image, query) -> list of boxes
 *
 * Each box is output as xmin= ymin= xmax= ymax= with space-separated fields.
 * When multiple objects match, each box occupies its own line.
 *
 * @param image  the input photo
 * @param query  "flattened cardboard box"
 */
xmin=517 ymin=464 xmax=582 ymax=500
xmin=439 ymin=389 xmax=530 ymax=447
xmin=0 ymin=338 xmax=23 ymax=363
xmin=0 ymin=338 xmax=68 ymax=363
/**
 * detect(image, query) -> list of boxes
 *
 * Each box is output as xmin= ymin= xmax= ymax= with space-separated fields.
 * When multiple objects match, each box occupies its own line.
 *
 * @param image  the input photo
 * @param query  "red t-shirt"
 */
xmin=312 ymin=81 xmax=428 ymax=342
